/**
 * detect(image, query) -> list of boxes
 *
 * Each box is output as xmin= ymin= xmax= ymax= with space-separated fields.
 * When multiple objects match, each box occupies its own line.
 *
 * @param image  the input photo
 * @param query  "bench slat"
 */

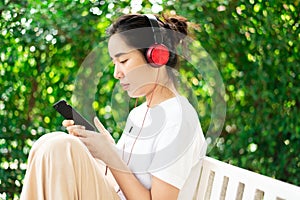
xmin=196 ymin=157 xmax=300 ymax=200
xmin=196 ymin=164 xmax=212 ymax=199
xmin=242 ymin=185 xmax=256 ymax=200
xmin=224 ymin=179 xmax=239 ymax=200
xmin=209 ymin=171 xmax=224 ymax=199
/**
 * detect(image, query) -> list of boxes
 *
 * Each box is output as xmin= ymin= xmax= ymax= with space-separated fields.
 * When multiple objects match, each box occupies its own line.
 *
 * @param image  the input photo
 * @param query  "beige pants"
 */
xmin=20 ymin=132 xmax=120 ymax=200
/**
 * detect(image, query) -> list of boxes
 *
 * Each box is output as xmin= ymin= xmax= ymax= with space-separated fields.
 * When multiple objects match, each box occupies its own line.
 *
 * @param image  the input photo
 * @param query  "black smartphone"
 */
xmin=53 ymin=100 xmax=96 ymax=131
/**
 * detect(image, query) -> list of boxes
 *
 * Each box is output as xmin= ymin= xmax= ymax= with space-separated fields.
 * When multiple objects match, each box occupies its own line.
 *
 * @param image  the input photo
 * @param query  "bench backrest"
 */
xmin=194 ymin=157 xmax=300 ymax=200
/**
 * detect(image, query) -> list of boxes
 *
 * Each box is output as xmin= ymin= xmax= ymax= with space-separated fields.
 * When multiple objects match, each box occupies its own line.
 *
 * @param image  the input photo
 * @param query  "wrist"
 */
xmin=102 ymin=145 xmax=129 ymax=172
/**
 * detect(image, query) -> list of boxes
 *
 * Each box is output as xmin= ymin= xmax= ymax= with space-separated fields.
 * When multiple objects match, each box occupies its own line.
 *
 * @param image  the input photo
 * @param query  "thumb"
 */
xmin=94 ymin=116 xmax=106 ymax=133
xmin=94 ymin=117 xmax=115 ymax=143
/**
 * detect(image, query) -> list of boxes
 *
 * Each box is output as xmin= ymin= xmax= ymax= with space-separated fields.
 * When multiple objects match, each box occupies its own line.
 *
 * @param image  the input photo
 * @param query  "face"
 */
xmin=108 ymin=34 xmax=162 ymax=98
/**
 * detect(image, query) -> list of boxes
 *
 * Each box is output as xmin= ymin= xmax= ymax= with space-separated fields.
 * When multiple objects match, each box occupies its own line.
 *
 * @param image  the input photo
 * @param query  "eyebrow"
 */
xmin=110 ymin=52 xmax=127 ymax=61
xmin=115 ymin=52 xmax=126 ymax=58
xmin=111 ymin=52 xmax=128 ymax=59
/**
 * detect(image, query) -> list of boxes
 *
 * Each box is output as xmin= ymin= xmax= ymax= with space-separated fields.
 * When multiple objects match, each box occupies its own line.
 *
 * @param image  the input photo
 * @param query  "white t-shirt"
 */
xmin=116 ymin=95 xmax=207 ymax=199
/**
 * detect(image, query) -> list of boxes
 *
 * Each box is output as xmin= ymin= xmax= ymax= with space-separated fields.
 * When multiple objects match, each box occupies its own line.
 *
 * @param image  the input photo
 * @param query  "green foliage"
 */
xmin=170 ymin=0 xmax=300 ymax=185
xmin=0 ymin=0 xmax=299 ymax=199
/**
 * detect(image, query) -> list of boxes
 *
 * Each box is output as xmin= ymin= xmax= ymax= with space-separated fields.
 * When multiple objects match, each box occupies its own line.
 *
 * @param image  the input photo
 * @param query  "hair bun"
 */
xmin=162 ymin=14 xmax=188 ymax=46
xmin=169 ymin=16 xmax=188 ymax=35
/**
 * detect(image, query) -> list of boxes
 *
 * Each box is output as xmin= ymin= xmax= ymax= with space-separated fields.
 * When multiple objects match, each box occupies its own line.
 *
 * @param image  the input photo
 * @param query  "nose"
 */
xmin=113 ymin=63 xmax=124 ymax=79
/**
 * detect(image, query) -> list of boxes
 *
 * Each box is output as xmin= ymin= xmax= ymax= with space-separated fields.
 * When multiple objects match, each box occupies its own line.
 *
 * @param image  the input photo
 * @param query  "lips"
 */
xmin=120 ymin=83 xmax=130 ymax=90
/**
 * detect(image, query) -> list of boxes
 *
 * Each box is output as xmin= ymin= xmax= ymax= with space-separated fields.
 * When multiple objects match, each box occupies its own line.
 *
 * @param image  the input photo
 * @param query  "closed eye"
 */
xmin=120 ymin=59 xmax=128 ymax=64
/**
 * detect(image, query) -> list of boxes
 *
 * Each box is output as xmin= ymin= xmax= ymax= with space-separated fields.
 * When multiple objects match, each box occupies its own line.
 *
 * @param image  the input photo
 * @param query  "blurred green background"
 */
xmin=1 ymin=0 xmax=299 ymax=199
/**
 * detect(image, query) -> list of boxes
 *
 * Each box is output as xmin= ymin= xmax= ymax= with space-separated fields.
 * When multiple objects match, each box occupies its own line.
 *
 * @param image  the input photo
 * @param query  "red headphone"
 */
xmin=144 ymin=14 xmax=170 ymax=68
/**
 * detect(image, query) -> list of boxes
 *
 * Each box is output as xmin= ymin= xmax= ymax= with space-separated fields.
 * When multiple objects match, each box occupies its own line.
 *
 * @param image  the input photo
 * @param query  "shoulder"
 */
xmin=159 ymin=95 xmax=200 ymax=126
xmin=152 ymin=95 xmax=205 ymax=152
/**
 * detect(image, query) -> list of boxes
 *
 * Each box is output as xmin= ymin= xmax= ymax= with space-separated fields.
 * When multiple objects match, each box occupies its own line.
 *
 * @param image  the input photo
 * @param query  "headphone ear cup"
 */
xmin=146 ymin=44 xmax=170 ymax=68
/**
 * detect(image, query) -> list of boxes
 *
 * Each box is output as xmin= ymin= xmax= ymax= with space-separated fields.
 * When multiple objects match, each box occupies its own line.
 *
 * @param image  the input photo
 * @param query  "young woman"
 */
xmin=21 ymin=13 xmax=207 ymax=200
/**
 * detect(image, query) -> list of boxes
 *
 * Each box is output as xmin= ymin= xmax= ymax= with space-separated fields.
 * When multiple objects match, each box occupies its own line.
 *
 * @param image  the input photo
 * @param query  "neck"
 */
xmin=146 ymin=84 xmax=176 ymax=107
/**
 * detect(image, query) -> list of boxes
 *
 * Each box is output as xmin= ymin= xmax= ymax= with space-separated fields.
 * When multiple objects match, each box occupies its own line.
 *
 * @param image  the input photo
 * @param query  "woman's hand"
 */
xmin=71 ymin=117 xmax=113 ymax=160
xmin=62 ymin=117 xmax=115 ymax=144
xmin=70 ymin=117 xmax=128 ymax=172
xmin=62 ymin=119 xmax=86 ymax=135
xmin=72 ymin=127 xmax=112 ymax=161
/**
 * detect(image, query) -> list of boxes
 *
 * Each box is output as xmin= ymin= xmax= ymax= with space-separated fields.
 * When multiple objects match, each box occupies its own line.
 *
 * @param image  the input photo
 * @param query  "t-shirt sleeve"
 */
xmin=148 ymin=120 xmax=202 ymax=189
xmin=151 ymin=142 xmax=197 ymax=189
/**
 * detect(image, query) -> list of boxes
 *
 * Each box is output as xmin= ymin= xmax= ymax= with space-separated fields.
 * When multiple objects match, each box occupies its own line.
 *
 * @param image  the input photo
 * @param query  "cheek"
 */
xmin=125 ymin=56 xmax=147 ymax=73
xmin=126 ymin=66 xmax=157 ymax=85
xmin=125 ymin=66 xmax=157 ymax=96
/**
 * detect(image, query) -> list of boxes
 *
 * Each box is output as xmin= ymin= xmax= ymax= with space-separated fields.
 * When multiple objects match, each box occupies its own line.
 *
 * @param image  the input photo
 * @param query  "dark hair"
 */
xmin=106 ymin=13 xmax=189 ymax=70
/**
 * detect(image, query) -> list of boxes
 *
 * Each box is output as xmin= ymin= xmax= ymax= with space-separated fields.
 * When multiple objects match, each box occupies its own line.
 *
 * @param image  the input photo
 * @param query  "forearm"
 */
xmin=110 ymin=167 xmax=151 ymax=200
xmin=106 ymin=152 xmax=151 ymax=200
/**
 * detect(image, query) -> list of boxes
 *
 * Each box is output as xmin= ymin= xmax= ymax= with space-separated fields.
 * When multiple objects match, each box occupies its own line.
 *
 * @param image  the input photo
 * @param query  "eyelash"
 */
xmin=120 ymin=59 xmax=128 ymax=64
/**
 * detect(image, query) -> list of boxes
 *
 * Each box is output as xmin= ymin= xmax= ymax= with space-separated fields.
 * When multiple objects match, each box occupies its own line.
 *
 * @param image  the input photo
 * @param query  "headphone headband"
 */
xmin=144 ymin=14 xmax=163 ymax=44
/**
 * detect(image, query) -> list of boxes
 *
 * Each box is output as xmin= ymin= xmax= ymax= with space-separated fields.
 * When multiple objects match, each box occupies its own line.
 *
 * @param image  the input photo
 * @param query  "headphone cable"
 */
xmin=123 ymin=68 xmax=161 ymax=165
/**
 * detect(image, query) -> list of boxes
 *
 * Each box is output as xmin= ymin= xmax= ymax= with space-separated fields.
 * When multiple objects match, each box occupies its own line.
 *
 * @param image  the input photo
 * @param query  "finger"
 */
xmin=67 ymin=125 xmax=85 ymax=132
xmin=72 ymin=128 xmax=90 ymax=138
xmin=94 ymin=117 xmax=108 ymax=134
xmin=62 ymin=120 xmax=74 ymax=127
xmin=94 ymin=116 xmax=115 ymax=144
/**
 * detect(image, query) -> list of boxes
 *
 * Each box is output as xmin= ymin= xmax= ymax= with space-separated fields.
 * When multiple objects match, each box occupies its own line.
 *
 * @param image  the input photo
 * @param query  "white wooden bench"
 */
xmin=194 ymin=157 xmax=300 ymax=200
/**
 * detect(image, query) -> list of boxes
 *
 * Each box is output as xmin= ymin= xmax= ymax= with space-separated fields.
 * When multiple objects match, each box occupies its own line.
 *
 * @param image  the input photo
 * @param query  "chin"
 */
xmin=127 ymin=90 xmax=145 ymax=98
